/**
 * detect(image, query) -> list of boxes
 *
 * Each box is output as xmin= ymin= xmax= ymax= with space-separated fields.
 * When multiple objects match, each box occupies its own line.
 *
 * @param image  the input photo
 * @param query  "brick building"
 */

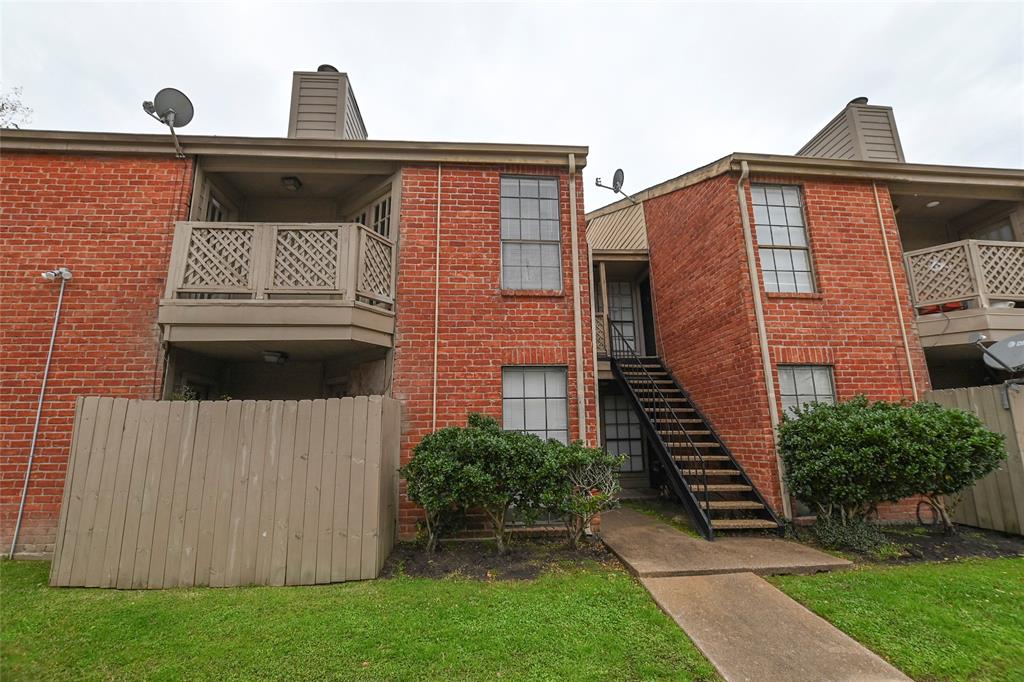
xmin=1 ymin=68 xmax=595 ymax=556
xmin=588 ymin=99 xmax=1023 ymax=535
xmin=2 ymin=80 xmax=1022 ymax=557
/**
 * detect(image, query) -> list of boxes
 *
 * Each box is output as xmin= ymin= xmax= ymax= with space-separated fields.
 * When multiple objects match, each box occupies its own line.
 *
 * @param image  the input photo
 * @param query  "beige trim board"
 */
xmin=916 ymin=308 xmax=1024 ymax=348
xmin=1 ymin=129 xmax=588 ymax=167
xmin=588 ymin=153 xmax=1024 ymax=221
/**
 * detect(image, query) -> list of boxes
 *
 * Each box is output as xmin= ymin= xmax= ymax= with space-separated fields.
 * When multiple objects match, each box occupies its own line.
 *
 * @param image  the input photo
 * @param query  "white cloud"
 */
xmin=2 ymin=1 xmax=1021 ymax=210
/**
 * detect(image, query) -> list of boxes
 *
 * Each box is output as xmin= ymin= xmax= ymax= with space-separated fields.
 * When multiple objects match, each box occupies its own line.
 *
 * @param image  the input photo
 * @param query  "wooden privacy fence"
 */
xmin=50 ymin=396 xmax=400 ymax=588
xmin=925 ymin=384 xmax=1024 ymax=535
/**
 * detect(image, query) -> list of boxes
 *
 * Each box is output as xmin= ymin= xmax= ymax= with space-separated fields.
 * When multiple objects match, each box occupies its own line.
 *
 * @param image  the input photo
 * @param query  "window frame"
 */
xmin=601 ymin=392 xmax=644 ymax=473
xmin=499 ymin=175 xmax=563 ymax=292
xmin=777 ymin=365 xmax=836 ymax=416
xmin=751 ymin=183 xmax=818 ymax=294
xmin=501 ymin=366 xmax=569 ymax=444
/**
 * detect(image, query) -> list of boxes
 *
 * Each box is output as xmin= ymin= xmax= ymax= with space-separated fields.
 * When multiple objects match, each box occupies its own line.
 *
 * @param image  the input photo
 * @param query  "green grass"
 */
xmin=1 ymin=560 xmax=718 ymax=682
xmin=771 ymin=558 xmax=1024 ymax=681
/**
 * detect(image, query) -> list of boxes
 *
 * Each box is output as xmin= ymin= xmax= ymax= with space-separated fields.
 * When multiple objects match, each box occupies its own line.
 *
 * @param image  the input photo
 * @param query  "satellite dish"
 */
xmin=317 ymin=64 xmax=339 ymax=72
xmin=612 ymin=169 xmax=625 ymax=193
xmin=981 ymin=332 xmax=1024 ymax=372
xmin=148 ymin=88 xmax=194 ymax=127
xmin=142 ymin=87 xmax=193 ymax=158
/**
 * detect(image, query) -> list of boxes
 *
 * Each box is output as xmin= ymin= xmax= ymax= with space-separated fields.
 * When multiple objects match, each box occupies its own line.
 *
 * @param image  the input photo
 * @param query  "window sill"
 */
xmin=765 ymin=291 xmax=824 ymax=300
xmin=500 ymin=289 xmax=566 ymax=298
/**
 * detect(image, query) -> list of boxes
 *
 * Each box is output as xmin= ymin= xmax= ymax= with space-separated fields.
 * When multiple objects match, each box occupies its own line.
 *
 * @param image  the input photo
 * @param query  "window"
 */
xmin=602 ymin=393 xmax=644 ymax=472
xmin=752 ymin=184 xmax=814 ymax=293
xmin=778 ymin=365 xmax=836 ymax=416
xmin=502 ymin=367 xmax=568 ymax=443
xmin=501 ymin=176 xmax=561 ymax=290
xmin=372 ymin=195 xmax=391 ymax=238
xmin=206 ymin=196 xmax=226 ymax=222
xmin=970 ymin=219 xmax=1014 ymax=242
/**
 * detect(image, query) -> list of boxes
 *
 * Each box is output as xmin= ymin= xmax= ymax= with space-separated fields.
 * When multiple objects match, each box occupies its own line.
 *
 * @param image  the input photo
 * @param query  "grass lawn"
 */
xmin=772 ymin=557 xmax=1024 ymax=682
xmin=1 ymin=560 xmax=718 ymax=681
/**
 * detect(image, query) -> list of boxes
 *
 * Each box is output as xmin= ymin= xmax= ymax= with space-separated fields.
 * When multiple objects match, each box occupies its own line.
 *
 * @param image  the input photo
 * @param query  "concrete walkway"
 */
xmin=644 ymin=573 xmax=910 ymax=682
xmin=602 ymin=507 xmax=851 ymax=576
xmin=602 ymin=508 xmax=908 ymax=681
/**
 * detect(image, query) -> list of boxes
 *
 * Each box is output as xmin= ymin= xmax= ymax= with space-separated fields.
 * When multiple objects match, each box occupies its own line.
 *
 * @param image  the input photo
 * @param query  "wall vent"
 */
xmin=797 ymin=98 xmax=905 ymax=163
xmin=287 ymin=68 xmax=368 ymax=140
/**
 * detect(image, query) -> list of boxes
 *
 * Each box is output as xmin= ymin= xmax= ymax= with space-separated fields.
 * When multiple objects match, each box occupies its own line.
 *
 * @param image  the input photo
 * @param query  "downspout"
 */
xmin=737 ymin=162 xmax=792 ymax=520
xmin=568 ymin=154 xmax=588 ymax=443
xmin=10 ymin=268 xmax=72 ymax=558
xmin=431 ymin=164 xmax=442 ymax=430
xmin=873 ymin=181 xmax=919 ymax=400
xmin=587 ymin=243 xmax=601 ymax=440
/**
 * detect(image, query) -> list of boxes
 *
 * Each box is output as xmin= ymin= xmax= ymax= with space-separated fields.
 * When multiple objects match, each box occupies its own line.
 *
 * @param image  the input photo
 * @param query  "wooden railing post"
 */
xmin=967 ymin=240 xmax=990 ymax=309
xmin=252 ymin=224 xmax=273 ymax=300
xmin=345 ymin=224 xmax=361 ymax=303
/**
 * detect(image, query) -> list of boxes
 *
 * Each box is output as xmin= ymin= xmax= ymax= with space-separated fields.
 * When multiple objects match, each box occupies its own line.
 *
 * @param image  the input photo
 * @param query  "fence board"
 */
xmin=926 ymin=385 xmax=1024 ymax=535
xmin=51 ymin=396 xmax=400 ymax=588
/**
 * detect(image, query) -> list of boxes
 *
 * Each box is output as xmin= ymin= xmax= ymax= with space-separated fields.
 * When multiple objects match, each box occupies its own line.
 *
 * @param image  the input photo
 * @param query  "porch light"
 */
xmin=925 ymin=200 xmax=941 ymax=208
xmin=262 ymin=350 xmax=289 ymax=365
xmin=281 ymin=176 xmax=303 ymax=191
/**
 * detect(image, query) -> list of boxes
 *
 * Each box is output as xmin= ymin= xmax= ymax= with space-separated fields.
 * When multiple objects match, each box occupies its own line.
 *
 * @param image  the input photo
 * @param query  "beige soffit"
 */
xmin=587 ymin=153 xmax=1024 ymax=221
xmin=0 ymin=129 xmax=588 ymax=167
xmin=587 ymin=202 xmax=648 ymax=252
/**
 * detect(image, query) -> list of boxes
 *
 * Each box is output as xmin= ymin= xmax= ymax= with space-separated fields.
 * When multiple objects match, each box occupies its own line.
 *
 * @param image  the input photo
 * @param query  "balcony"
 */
xmin=904 ymin=239 xmax=1024 ymax=347
xmin=158 ymin=221 xmax=396 ymax=348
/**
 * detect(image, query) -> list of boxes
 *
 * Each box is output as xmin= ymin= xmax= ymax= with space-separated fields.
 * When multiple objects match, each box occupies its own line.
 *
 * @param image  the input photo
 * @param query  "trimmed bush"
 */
xmin=545 ymin=442 xmax=624 ymax=548
xmin=779 ymin=396 xmax=1004 ymax=533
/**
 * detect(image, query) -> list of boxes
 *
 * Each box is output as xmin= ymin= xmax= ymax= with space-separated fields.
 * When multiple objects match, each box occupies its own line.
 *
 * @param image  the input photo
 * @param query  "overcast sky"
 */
xmin=3 ymin=1 xmax=1022 ymax=210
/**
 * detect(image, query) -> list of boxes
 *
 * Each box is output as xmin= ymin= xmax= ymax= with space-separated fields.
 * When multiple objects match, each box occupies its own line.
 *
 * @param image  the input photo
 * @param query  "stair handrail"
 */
xmin=607 ymin=321 xmax=711 ymax=516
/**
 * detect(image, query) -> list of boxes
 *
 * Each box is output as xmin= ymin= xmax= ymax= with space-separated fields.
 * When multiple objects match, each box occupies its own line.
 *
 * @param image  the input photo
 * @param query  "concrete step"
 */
xmin=710 ymin=519 xmax=781 ymax=530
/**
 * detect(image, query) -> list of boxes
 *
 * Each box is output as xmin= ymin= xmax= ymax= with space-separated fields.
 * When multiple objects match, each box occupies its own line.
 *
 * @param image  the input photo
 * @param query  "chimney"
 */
xmin=797 ymin=97 xmax=905 ymax=162
xmin=287 ymin=65 xmax=367 ymax=140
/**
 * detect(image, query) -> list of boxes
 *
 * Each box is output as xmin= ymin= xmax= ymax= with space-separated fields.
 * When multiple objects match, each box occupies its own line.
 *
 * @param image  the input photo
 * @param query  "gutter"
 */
xmin=568 ymin=154 xmax=588 ymax=443
xmin=737 ymin=161 xmax=792 ymax=520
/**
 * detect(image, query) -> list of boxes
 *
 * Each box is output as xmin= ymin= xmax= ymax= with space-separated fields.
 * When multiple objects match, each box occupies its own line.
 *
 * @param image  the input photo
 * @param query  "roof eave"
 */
xmin=0 ymin=129 xmax=589 ymax=167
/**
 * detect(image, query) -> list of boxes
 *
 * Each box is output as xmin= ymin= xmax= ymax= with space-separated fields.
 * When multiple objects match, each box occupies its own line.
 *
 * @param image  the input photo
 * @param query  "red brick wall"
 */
xmin=391 ymin=164 xmax=597 ymax=538
xmin=644 ymin=172 xmax=930 ymax=516
xmin=0 ymin=152 xmax=193 ymax=555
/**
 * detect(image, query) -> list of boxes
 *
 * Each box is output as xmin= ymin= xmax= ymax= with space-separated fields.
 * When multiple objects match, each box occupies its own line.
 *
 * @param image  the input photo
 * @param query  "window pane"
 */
xmin=756 ymin=225 xmax=772 ymax=245
xmin=541 ymin=268 xmax=561 ymax=290
xmin=501 ymin=178 xmax=519 ymax=197
xmin=520 ymin=179 xmax=539 ymax=198
xmin=778 ymin=271 xmax=796 ymax=292
xmin=812 ymin=367 xmax=833 ymax=395
xmin=539 ymin=179 xmax=558 ymax=199
xmin=501 ymin=197 xmax=519 ymax=218
xmin=769 ymin=205 xmax=787 ymax=225
xmin=759 ymin=248 xmax=775 ymax=269
xmin=540 ymin=220 xmax=559 ymax=241
xmin=750 ymin=186 xmax=767 ymax=204
xmin=765 ymin=187 xmax=784 ymax=205
xmin=754 ymin=205 xmax=770 ymax=226
xmin=789 ymin=227 xmax=807 ymax=247
xmin=778 ymin=368 xmax=795 ymax=395
xmin=772 ymin=226 xmax=790 ymax=246
xmin=774 ymin=249 xmax=793 ymax=270
xmin=521 ymin=219 xmax=540 ymax=240
xmin=539 ymin=199 xmax=558 ymax=220
xmin=502 ymin=267 xmax=521 ymax=289
xmin=541 ymin=244 xmax=560 ymax=267
xmin=524 ymin=399 xmax=547 ymax=429
xmin=503 ymin=370 xmax=523 ymax=397
xmin=763 ymin=271 xmax=779 ymax=292
xmin=521 ymin=199 xmax=540 ymax=219
xmin=782 ymin=186 xmax=801 ymax=206
xmin=503 ymin=243 xmax=521 ymax=265
xmin=794 ymin=272 xmax=813 ymax=292
xmin=522 ymin=243 xmax=542 ymax=266
xmin=547 ymin=399 xmax=567 ymax=429
xmin=522 ymin=266 xmax=542 ymax=289
xmin=503 ymin=399 xmax=524 ymax=429
xmin=501 ymin=218 xmax=520 ymax=240
xmin=545 ymin=369 xmax=566 ymax=397
xmin=785 ymin=206 xmax=804 ymax=227
xmin=795 ymin=369 xmax=815 ymax=394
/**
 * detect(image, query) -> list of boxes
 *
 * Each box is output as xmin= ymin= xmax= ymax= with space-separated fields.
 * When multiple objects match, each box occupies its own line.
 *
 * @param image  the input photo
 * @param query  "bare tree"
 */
xmin=1 ymin=87 xmax=33 ymax=129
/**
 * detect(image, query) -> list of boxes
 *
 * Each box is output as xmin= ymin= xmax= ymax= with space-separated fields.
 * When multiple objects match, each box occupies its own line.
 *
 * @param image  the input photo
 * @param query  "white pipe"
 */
xmin=568 ymin=154 xmax=587 ymax=443
xmin=431 ymin=164 xmax=442 ymax=430
xmin=873 ymin=181 xmax=919 ymax=401
xmin=736 ymin=163 xmax=792 ymax=520
xmin=10 ymin=270 xmax=70 ymax=558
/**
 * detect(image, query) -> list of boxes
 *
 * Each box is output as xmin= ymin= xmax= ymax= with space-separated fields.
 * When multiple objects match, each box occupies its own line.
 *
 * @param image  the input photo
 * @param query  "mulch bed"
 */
xmin=875 ymin=525 xmax=1024 ymax=563
xmin=381 ymin=537 xmax=620 ymax=580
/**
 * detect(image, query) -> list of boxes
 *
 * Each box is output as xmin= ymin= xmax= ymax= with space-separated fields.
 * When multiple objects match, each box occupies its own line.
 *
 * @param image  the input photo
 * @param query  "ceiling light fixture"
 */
xmin=262 ymin=350 xmax=289 ymax=365
xmin=925 ymin=200 xmax=941 ymax=208
xmin=281 ymin=176 xmax=303 ymax=191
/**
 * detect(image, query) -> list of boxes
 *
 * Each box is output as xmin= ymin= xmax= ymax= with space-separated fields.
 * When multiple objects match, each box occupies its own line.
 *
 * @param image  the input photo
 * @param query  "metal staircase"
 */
xmin=607 ymin=325 xmax=781 ymax=540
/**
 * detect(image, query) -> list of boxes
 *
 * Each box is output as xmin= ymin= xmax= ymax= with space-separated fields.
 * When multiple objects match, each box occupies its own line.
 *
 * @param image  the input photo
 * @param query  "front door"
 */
xmin=607 ymin=280 xmax=639 ymax=354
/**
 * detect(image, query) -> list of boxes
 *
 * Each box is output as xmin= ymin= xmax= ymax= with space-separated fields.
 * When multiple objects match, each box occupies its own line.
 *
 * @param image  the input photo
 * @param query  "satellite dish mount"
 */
xmin=142 ymin=87 xmax=194 ymax=158
xmin=595 ymin=168 xmax=636 ymax=204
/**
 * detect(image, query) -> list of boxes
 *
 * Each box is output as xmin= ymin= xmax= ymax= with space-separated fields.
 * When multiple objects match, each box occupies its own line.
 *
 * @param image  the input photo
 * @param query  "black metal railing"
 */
xmin=606 ymin=321 xmax=711 ymax=520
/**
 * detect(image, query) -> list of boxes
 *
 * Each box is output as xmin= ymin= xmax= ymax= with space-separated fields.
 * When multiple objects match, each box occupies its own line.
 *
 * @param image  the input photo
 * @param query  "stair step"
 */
xmin=633 ymin=388 xmax=684 ymax=394
xmin=707 ymin=500 xmax=765 ymax=510
xmin=622 ymin=370 xmax=668 ymax=376
xmin=672 ymin=455 xmax=731 ymax=462
xmin=653 ymin=418 xmax=703 ymax=424
xmin=691 ymin=484 xmax=752 ymax=492
xmin=665 ymin=441 xmax=719 ymax=448
xmin=679 ymin=469 xmax=741 ymax=476
xmin=658 ymin=430 xmax=711 ymax=436
xmin=639 ymin=397 xmax=689 ymax=403
xmin=711 ymin=519 xmax=780 ymax=530
xmin=627 ymin=378 xmax=675 ymax=384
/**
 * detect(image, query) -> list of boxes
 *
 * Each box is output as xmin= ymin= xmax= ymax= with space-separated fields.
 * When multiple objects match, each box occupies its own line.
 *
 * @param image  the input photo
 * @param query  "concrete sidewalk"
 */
xmin=644 ymin=572 xmax=910 ymax=682
xmin=601 ymin=507 xmax=851 ymax=577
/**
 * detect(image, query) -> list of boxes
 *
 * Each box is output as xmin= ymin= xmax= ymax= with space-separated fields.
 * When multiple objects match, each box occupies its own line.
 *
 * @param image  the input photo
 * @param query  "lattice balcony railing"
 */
xmin=166 ymin=222 xmax=395 ymax=309
xmin=595 ymin=311 xmax=609 ymax=357
xmin=904 ymin=239 xmax=1024 ymax=312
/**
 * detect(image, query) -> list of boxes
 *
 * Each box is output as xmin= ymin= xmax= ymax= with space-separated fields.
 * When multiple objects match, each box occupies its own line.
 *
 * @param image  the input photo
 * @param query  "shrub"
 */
xmin=402 ymin=414 xmax=561 ymax=554
xmin=544 ymin=442 xmax=624 ymax=548
xmin=779 ymin=396 xmax=1004 ymax=533
xmin=812 ymin=516 xmax=891 ymax=554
